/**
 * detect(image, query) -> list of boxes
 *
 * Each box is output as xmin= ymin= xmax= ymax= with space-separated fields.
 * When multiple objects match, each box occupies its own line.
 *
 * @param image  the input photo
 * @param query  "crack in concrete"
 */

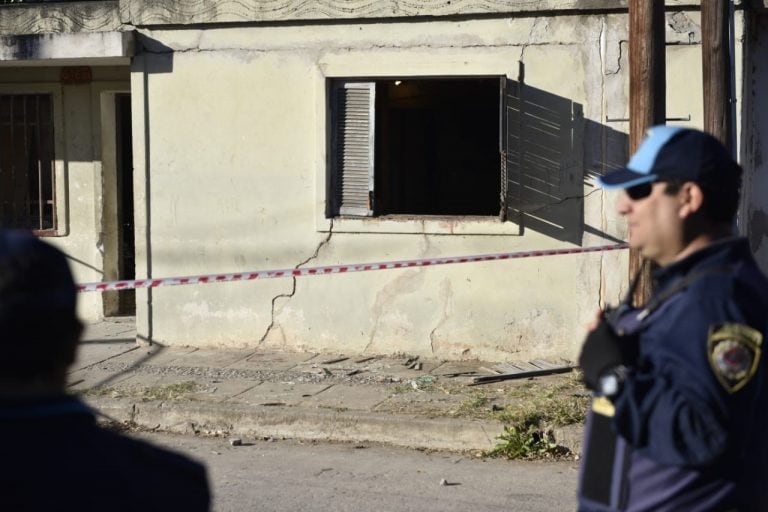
xmin=258 ymin=220 xmax=334 ymax=345
xmin=138 ymin=40 xmax=577 ymax=56
xmin=429 ymin=280 xmax=452 ymax=356
xmin=519 ymin=16 xmax=541 ymax=62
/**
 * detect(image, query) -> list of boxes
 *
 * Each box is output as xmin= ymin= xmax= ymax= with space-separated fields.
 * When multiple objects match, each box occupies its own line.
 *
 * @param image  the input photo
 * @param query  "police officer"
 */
xmin=577 ymin=126 xmax=768 ymax=511
xmin=0 ymin=230 xmax=210 ymax=511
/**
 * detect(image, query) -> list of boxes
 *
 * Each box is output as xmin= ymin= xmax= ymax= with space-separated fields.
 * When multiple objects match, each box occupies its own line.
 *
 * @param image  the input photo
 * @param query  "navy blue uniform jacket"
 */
xmin=0 ymin=396 xmax=210 ymax=511
xmin=579 ymin=238 xmax=768 ymax=511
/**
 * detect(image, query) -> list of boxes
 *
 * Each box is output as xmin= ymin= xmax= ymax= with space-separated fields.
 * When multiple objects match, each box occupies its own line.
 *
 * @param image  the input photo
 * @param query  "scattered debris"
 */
xmin=403 ymin=356 xmax=419 ymax=368
xmin=322 ymin=356 xmax=349 ymax=365
xmin=410 ymin=375 xmax=436 ymax=390
xmin=442 ymin=371 xmax=479 ymax=378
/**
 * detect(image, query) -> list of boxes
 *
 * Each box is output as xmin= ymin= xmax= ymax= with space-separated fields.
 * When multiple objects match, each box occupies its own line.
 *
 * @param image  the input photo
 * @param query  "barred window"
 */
xmin=0 ymin=94 xmax=56 ymax=233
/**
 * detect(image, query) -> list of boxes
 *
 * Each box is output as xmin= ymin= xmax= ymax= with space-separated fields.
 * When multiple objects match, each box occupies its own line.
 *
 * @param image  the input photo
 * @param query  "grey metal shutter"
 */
xmin=502 ymin=71 xmax=585 ymax=243
xmin=332 ymin=82 xmax=375 ymax=217
xmin=501 ymin=76 xmax=524 ymax=225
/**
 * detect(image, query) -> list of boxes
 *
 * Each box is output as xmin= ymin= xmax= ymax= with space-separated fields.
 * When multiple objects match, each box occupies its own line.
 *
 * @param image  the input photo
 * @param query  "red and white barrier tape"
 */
xmin=77 ymin=243 xmax=629 ymax=293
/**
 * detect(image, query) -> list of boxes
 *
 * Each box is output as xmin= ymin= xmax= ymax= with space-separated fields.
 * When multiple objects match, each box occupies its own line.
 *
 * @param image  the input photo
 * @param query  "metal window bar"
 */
xmin=0 ymin=94 xmax=55 ymax=233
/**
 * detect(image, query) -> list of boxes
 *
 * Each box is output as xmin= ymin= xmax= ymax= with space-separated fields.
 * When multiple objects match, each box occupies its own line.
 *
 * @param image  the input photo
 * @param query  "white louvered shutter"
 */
xmin=332 ymin=82 xmax=375 ymax=216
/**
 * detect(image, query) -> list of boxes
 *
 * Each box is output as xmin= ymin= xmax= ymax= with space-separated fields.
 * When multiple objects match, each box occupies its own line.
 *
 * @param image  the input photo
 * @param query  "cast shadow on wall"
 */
xmin=503 ymin=76 xmax=628 ymax=245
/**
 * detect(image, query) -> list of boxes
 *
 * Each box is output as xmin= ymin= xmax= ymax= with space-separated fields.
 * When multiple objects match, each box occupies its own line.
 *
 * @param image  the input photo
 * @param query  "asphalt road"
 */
xmin=135 ymin=431 xmax=579 ymax=512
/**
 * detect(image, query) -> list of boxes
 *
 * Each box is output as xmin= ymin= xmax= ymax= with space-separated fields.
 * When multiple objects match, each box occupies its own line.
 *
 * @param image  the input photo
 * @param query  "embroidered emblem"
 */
xmin=708 ymin=323 xmax=763 ymax=393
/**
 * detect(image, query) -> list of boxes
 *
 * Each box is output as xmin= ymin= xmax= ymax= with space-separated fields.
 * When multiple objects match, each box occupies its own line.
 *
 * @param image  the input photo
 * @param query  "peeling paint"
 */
xmin=364 ymin=269 xmax=426 ymax=353
xmin=667 ymin=11 xmax=700 ymax=44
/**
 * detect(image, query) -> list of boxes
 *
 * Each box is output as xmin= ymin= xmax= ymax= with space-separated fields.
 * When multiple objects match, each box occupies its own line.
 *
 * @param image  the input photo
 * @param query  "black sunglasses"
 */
xmin=625 ymin=182 xmax=654 ymax=200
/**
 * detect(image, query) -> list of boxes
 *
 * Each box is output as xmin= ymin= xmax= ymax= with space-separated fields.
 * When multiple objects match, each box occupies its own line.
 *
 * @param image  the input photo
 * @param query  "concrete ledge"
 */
xmin=0 ymin=1 xmax=121 ymax=36
xmin=126 ymin=0 xmax=708 ymax=27
xmin=88 ymin=396 xmax=505 ymax=452
xmin=0 ymin=31 xmax=133 ymax=64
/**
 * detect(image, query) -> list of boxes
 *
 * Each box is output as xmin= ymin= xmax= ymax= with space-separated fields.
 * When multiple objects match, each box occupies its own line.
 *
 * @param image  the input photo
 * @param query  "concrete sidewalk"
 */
xmin=71 ymin=320 xmax=584 ymax=454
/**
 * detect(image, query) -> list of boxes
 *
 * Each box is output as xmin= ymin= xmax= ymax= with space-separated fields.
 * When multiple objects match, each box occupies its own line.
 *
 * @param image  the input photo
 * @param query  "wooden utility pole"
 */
xmin=628 ymin=0 xmax=666 ymax=305
xmin=701 ymin=0 xmax=733 ymax=150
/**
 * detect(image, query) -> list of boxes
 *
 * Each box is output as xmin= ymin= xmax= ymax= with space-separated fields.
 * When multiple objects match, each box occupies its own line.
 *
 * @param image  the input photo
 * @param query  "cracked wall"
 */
xmin=133 ymin=13 xmax=641 ymax=361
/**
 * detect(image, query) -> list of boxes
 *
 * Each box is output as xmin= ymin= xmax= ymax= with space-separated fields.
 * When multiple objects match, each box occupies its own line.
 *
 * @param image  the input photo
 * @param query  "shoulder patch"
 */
xmin=708 ymin=323 xmax=763 ymax=393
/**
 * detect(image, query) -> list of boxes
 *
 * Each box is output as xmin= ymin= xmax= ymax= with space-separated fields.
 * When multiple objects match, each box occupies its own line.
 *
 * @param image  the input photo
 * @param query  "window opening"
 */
xmin=0 ymin=94 xmax=55 ymax=233
xmin=330 ymin=78 xmax=500 ymax=218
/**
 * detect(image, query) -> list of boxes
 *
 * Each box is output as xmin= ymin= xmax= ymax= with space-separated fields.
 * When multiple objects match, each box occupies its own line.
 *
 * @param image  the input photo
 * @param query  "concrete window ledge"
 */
xmin=0 ymin=31 xmax=133 ymax=65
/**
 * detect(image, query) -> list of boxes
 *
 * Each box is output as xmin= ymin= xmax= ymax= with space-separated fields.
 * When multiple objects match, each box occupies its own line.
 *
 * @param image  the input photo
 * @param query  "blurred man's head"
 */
xmin=597 ymin=126 xmax=742 ymax=265
xmin=0 ymin=230 xmax=81 ymax=395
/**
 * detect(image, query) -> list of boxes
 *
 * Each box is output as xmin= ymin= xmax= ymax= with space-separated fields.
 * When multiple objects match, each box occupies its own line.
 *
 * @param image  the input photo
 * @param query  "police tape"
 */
xmin=76 ymin=243 xmax=629 ymax=293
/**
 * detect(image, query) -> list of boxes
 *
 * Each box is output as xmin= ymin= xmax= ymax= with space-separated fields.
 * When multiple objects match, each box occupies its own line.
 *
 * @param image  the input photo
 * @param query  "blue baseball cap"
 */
xmin=598 ymin=125 xmax=741 ymax=190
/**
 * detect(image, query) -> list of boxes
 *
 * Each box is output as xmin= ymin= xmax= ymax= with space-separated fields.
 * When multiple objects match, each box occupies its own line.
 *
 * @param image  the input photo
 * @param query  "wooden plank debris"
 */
xmin=469 ymin=359 xmax=574 ymax=385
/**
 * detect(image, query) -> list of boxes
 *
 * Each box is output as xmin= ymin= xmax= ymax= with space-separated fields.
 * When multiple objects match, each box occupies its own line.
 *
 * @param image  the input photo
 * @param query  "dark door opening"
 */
xmin=115 ymin=93 xmax=135 ymax=315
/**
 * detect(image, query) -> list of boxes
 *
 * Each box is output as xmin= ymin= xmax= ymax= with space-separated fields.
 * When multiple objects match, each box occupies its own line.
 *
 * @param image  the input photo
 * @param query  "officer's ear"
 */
xmin=677 ymin=181 xmax=705 ymax=219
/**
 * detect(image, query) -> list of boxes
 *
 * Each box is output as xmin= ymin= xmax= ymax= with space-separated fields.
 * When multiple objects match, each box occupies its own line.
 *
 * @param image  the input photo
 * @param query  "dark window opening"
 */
xmin=329 ymin=78 xmax=500 ymax=218
xmin=0 ymin=94 xmax=56 ymax=233
xmin=375 ymin=79 xmax=500 ymax=216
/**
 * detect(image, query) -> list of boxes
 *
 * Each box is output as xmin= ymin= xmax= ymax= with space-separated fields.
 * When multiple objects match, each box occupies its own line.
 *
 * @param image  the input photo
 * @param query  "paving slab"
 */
xmin=300 ymin=384 xmax=391 ymax=411
xmin=81 ymin=320 xmax=136 ymax=341
xmin=186 ymin=379 xmax=261 ymax=403
xmin=132 ymin=346 xmax=199 ymax=366
xmin=362 ymin=357 xmax=441 ymax=379
xmin=374 ymin=390 xmax=468 ymax=416
xmin=71 ymin=340 xmax=140 ymax=371
xmin=226 ymin=350 xmax=317 ymax=371
xmin=108 ymin=372 xmax=199 ymax=391
xmin=67 ymin=368 xmax=137 ymax=392
xmin=162 ymin=348 xmax=255 ymax=369
xmin=226 ymin=381 xmax=332 ymax=407
xmin=291 ymin=354 xmax=352 ymax=372
xmin=432 ymin=361 xmax=491 ymax=377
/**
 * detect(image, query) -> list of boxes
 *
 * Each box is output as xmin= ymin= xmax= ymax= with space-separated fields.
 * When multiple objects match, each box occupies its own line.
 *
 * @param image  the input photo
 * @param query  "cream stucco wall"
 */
xmin=129 ymin=14 xmax=648 ymax=362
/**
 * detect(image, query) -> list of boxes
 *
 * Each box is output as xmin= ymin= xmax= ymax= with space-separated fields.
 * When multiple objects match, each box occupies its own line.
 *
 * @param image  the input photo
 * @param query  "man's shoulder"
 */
xmin=89 ymin=425 xmax=211 ymax=508
xmin=93 ymin=425 xmax=206 ymax=477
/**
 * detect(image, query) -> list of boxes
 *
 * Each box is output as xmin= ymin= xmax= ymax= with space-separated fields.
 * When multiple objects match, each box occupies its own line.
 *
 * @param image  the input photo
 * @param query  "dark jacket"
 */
xmin=579 ymin=238 xmax=768 ymax=512
xmin=0 ymin=396 xmax=210 ymax=511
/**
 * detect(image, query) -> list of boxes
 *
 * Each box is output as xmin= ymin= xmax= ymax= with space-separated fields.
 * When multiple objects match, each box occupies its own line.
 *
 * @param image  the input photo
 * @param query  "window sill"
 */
xmin=318 ymin=215 xmax=521 ymax=236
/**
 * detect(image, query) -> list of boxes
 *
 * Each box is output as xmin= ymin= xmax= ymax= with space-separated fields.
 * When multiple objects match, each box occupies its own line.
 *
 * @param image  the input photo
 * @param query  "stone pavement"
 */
xmin=71 ymin=320 xmax=584 ymax=454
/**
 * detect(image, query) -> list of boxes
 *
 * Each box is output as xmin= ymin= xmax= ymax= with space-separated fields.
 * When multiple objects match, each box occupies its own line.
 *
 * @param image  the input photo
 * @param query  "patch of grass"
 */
xmin=454 ymin=392 xmax=490 ymax=417
xmin=485 ymin=371 xmax=589 ymax=460
xmin=84 ymin=381 xmax=201 ymax=402
xmin=487 ymin=425 xmax=570 ymax=460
